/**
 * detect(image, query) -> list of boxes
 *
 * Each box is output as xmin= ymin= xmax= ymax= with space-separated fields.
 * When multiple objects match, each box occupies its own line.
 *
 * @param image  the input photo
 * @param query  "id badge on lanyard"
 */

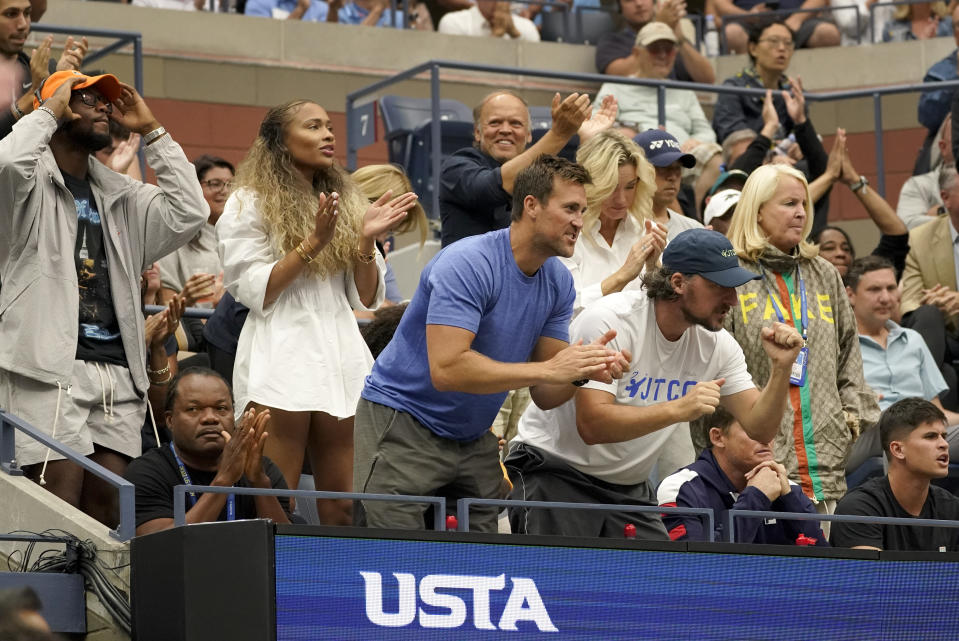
xmin=790 ymin=345 xmax=808 ymax=386
xmin=764 ymin=264 xmax=809 ymax=387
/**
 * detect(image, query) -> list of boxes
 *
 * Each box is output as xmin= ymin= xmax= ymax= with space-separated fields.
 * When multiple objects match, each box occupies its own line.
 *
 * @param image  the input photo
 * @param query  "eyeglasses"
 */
xmin=75 ymin=90 xmax=113 ymax=113
xmin=758 ymin=37 xmax=795 ymax=50
xmin=201 ymin=179 xmax=233 ymax=191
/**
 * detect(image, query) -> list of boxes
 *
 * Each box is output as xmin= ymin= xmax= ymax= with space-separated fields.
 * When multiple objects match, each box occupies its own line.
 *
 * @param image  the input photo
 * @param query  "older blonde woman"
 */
xmin=216 ymin=100 xmax=418 ymax=525
xmin=720 ymin=164 xmax=879 ymax=521
xmin=563 ymin=130 xmax=667 ymax=317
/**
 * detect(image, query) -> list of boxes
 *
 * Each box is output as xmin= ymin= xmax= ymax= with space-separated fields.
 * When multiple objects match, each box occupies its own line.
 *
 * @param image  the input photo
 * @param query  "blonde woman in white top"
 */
xmin=216 ymin=100 xmax=418 ymax=525
xmin=563 ymin=129 xmax=667 ymax=317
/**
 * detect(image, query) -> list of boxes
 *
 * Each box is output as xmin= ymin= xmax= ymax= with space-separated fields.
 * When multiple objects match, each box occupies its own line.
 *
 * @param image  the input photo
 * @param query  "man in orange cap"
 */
xmin=0 ymin=71 xmax=207 ymax=527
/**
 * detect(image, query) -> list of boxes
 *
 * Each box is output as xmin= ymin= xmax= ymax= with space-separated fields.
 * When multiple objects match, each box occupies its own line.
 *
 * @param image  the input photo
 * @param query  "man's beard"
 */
xmin=681 ymin=303 xmax=725 ymax=332
xmin=63 ymin=121 xmax=112 ymax=153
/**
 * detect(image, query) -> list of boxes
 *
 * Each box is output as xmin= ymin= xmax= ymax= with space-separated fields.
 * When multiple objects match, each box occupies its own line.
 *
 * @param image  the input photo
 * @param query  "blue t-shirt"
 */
xmin=244 ymin=0 xmax=330 ymax=20
xmin=362 ymin=228 xmax=574 ymax=441
xmin=338 ymin=1 xmax=404 ymax=27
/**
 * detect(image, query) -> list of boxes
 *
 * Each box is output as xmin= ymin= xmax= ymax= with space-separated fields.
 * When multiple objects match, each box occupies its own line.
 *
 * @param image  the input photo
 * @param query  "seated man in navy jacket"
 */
xmin=658 ymin=406 xmax=826 ymax=545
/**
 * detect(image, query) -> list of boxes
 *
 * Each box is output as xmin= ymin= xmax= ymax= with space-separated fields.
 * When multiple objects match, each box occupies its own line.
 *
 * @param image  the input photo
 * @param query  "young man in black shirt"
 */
xmin=124 ymin=368 xmax=290 ymax=536
xmin=831 ymin=398 xmax=959 ymax=552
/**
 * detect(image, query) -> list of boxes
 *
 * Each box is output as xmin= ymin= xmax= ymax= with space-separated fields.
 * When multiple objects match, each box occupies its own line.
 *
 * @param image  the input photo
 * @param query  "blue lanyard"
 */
xmin=168 ymin=443 xmax=235 ymax=521
xmin=759 ymin=263 xmax=808 ymax=342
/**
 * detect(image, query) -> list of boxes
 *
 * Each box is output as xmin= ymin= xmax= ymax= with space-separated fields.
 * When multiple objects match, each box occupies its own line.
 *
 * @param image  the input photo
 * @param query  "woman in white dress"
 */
xmin=216 ymin=100 xmax=417 ymax=525
xmin=563 ymin=129 xmax=667 ymax=317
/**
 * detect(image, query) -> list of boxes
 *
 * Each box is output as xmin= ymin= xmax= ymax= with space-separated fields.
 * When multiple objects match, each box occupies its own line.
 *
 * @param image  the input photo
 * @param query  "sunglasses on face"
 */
xmin=74 ymin=89 xmax=113 ymax=113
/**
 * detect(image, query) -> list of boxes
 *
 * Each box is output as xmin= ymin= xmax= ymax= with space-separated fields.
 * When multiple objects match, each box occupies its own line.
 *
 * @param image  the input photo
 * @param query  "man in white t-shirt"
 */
xmin=437 ymin=0 xmax=540 ymax=41
xmin=506 ymin=228 xmax=804 ymax=538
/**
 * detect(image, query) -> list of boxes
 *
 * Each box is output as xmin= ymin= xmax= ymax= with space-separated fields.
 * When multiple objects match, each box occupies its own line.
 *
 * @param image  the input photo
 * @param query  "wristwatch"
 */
xmin=850 ymin=175 xmax=869 ymax=194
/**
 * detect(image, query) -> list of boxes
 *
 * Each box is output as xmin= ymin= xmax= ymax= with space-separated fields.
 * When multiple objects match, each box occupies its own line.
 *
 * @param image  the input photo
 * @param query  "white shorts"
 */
xmin=0 ymin=361 xmax=145 ymax=467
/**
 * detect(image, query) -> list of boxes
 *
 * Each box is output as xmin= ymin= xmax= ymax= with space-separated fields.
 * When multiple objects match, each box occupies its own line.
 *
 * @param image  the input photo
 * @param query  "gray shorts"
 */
xmin=0 ymin=361 xmax=145 ymax=467
xmin=353 ymin=398 xmax=503 ymax=532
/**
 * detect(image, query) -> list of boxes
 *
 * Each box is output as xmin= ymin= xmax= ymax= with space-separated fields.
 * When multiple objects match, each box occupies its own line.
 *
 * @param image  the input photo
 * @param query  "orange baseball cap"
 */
xmin=33 ymin=70 xmax=122 ymax=109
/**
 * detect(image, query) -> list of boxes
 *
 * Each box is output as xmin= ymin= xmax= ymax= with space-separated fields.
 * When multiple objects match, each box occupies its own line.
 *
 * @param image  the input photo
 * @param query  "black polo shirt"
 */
xmin=439 ymin=147 xmax=513 ymax=247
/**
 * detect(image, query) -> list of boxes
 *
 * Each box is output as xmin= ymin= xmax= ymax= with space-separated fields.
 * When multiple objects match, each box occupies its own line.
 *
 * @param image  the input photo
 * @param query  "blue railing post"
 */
xmin=429 ymin=62 xmax=442 ymax=222
xmin=174 ymin=486 xmax=187 ymax=527
xmin=346 ymin=91 xmax=358 ymax=171
xmin=873 ymin=91 xmax=885 ymax=198
xmin=116 ymin=482 xmax=136 ymax=540
xmin=657 ymin=85 xmax=666 ymax=129
xmin=0 ymin=413 xmax=22 ymax=476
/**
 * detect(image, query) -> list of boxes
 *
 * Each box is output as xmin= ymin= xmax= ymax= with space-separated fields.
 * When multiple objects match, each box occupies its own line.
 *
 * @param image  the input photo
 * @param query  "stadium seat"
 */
xmin=846 ymin=455 xmax=885 ymax=491
xmin=541 ymin=8 xmax=615 ymax=45
xmin=406 ymin=119 xmax=475 ymax=218
xmin=379 ymin=95 xmax=472 ymax=170
xmin=572 ymin=9 xmax=616 ymax=45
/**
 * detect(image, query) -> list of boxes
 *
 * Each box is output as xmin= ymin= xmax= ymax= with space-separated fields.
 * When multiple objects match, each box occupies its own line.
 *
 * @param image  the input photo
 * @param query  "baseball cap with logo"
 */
xmin=662 ymin=228 xmax=760 ymax=287
xmin=703 ymin=189 xmax=741 ymax=227
xmin=633 ymin=129 xmax=696 ymax=168
xmin=33 ymin=70 xmax=122 ymax=109
xmin=635 ymin=22 xmax=678 ymax=48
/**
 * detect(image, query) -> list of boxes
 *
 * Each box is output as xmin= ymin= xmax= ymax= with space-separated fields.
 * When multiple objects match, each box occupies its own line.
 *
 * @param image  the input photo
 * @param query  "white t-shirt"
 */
xmin=514 ymin=290 xmax=754 ymax=485
xmin=438 ymin=5 xmax=540 ymax=41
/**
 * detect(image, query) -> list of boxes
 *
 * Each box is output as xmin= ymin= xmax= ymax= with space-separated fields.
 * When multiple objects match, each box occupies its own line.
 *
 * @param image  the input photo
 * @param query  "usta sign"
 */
xmin=360 ymin=571 xmax=558 ymax=632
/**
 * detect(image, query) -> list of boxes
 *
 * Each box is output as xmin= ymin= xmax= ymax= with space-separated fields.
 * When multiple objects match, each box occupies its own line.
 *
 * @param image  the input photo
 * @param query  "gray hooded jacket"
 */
xmin=0 ymin=109 xmax=207 ymax=393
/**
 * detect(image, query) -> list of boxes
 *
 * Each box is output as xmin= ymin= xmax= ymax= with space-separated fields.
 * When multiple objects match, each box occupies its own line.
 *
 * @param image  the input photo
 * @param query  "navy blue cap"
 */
xmin=633 ymin=129 xmax=696 ymax=168
xmin=662 ymin=228 xmax=760 ymax=287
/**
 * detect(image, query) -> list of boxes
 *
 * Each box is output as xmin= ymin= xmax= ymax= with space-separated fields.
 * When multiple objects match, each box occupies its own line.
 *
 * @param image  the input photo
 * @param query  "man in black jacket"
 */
xmin=439 ymin=90 xmax=611 ymax=247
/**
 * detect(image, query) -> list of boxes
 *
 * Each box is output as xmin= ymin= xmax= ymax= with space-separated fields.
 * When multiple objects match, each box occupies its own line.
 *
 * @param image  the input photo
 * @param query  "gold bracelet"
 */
xmin=146 ymin=363 xmax=170 ymax=377
xmin=356 ymin=249 xmax=376 ymax=264
xmin=294 ymin=243 xmax=313 ymax=264
xmin=302 ymin=235 xmax=317 ymax=255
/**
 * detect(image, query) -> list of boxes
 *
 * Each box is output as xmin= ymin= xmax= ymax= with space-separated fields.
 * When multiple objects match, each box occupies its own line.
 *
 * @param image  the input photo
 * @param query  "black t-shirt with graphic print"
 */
xmin=63 ymin=171 xmax=127 ymax=366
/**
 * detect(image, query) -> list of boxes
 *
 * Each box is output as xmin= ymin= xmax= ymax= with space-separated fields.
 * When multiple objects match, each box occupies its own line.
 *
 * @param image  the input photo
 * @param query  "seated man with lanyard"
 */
xmin=124 ymin=367 xmax=290 ymax=535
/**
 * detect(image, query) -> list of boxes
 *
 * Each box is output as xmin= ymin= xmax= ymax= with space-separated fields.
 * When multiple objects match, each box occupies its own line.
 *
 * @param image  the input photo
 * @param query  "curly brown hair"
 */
xmin=233 ymin=100 xmax=366 ymax=277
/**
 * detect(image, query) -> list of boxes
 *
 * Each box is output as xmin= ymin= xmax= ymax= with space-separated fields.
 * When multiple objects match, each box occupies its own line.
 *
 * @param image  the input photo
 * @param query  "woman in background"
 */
xmin=352 ymin=163 xmax=429 ymax=306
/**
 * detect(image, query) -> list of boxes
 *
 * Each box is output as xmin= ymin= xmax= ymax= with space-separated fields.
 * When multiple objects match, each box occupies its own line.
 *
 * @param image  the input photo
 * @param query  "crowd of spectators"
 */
xmin=5 ymin=0 xmax=959 ymax=572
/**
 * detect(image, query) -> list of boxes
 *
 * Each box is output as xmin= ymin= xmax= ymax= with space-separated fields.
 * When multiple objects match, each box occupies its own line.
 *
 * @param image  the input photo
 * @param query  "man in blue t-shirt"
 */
xmin=356 ymin=155 xmax=630 ymax=532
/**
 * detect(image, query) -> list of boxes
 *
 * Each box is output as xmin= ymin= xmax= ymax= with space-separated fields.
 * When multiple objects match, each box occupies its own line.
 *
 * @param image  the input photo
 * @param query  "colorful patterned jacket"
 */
xmin=693 ymin=246 xmax=880 ymax=501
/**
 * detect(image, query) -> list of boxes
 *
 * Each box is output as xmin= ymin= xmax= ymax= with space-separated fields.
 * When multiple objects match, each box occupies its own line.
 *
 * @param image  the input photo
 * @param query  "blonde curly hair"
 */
xmin=575 ymin=130 xmax=655 ymax=246
xmin=233 ymin=99 xmax=366 ymax=278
